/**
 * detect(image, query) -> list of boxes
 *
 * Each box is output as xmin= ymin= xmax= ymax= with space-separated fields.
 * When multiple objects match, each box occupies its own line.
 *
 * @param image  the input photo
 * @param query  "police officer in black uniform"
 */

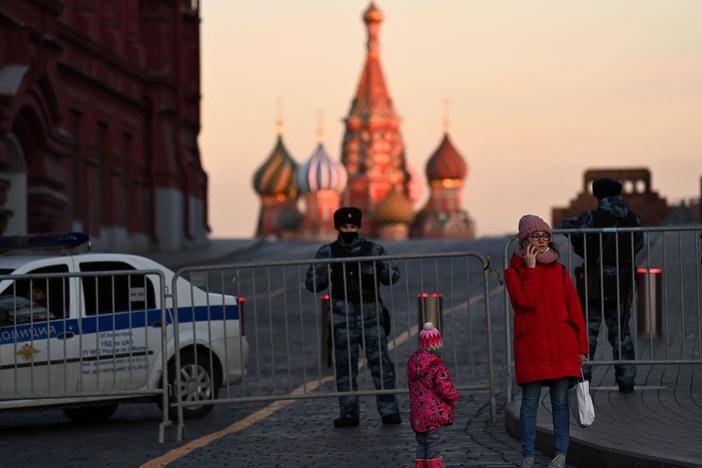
xmin=562 ymin=177 xmax=643 ymax=392
xmin=306 ymin=207 xmax=402 ymax=428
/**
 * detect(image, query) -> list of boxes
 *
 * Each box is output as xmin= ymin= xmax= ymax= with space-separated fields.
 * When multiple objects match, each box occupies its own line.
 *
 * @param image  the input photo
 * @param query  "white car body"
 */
xmin=0 ymin=253 xmax=248 ymax=412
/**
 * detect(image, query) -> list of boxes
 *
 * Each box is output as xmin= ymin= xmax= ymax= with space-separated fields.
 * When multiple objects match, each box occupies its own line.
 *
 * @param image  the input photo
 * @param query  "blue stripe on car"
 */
xmin=0 ymin=304 xmax=239 ymax=346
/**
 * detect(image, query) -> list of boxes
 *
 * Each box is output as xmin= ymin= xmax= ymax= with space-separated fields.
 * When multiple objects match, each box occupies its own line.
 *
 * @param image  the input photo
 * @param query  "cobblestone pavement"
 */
xmin=0 ymin=393 xmax=571 ymax=467
xmin=165 ymin=392 xmax=569 ymax=468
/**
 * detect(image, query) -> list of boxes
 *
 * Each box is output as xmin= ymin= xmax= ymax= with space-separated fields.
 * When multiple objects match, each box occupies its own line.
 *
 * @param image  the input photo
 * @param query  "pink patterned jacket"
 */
xmin=407 ymin=349 xmax=460 ymax=433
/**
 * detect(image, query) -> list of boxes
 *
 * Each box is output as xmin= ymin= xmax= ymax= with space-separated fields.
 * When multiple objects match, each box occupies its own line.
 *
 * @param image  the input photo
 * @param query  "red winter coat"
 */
xmin=505 ymin=254 xmax=588 ymax=385
xmin=407 ymin=349 xmax=460 ymax=433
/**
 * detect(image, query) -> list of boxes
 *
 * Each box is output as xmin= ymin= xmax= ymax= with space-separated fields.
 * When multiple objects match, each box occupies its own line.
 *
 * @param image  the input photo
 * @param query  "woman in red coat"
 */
xmin=505 ymin=215 xmax=588 ymax=468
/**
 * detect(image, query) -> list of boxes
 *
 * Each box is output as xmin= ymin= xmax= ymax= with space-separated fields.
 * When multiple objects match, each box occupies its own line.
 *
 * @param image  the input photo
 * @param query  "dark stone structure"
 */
xmin=0 ymin=0 xmax=208 ymax=251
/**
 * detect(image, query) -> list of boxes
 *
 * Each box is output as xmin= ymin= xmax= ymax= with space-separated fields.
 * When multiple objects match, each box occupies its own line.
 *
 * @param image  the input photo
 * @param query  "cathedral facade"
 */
xmin=0 ymin=0 xmax=207 ymax=251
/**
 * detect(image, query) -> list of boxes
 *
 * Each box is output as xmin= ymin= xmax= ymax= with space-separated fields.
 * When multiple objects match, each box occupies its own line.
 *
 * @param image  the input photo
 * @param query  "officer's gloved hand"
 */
xmin=360 ymin=262 xmax=378 ymax=275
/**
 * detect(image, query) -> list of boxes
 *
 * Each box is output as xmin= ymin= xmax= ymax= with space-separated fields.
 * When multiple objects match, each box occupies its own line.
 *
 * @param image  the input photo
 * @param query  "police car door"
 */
xmin=77 ymin=261 xmax=160 ymax=393
xmin=0 ymin=262 xmax=78 ymax=398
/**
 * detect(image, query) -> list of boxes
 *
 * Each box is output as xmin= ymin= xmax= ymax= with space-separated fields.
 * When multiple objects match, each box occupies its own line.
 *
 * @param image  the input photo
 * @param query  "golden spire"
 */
xmin=442 ymin=98 xmax=450 ymax=134
xmin=275 ymin=97 xmax=284 ymax=135
xmin=363 ymin=1 xmax=383 ymax=58
xmin=316 ymin=110 xmax=324 ymax=143
xmin=363 ymin=1 xmax=384 ymax=24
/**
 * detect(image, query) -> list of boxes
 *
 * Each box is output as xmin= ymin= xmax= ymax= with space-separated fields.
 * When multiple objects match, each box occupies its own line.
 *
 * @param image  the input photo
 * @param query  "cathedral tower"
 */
xmin=341 ymin=2 xmax=409 ymax=235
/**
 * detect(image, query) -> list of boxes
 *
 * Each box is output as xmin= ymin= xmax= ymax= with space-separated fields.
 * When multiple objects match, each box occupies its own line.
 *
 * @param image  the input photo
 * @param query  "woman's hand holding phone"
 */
xmin=525 ymin=243 xmax=537 ymax=268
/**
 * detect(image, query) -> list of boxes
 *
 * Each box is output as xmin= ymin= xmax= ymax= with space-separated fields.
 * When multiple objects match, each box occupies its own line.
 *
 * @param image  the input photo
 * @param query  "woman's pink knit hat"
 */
xmin=419 ymin=322 xmax=443 ymax=351
xmin=518 ymin=214 xmax=551 ymax=242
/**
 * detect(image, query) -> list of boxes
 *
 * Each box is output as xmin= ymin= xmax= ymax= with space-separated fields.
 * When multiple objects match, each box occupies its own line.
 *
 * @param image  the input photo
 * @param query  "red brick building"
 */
xmin=0 ymin=0 xmax=208 ymax=251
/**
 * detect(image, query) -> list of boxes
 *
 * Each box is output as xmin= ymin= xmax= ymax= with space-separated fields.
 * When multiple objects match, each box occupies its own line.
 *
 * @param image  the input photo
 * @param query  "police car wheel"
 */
xmin=63 ymin=403 xmax=119 ymax=424
xmin=164 ymin=350 xmax=220 ymax=420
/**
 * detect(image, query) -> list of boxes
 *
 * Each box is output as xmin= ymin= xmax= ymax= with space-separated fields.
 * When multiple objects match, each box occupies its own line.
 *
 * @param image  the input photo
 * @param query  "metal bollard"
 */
xmin=636 ymin=268 xmax=662 ymax=337
xmin=417 ymin=292 xmax=443 ymax=331
xmin=320 ymin=294 xmax=332 ymax=368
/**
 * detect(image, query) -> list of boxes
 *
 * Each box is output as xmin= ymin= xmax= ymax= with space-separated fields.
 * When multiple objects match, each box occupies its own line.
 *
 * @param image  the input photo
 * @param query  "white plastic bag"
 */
xmin=568 ymin=375 xmax=595 ymax=427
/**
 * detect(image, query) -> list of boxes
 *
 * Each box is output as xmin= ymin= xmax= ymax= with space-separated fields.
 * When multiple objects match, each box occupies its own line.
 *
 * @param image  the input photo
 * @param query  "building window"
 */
xmin=112 ymin=0 xmax=120 ymax=26
xmin=624 ymin=180 xmax=634 ymax=193
xmin=70 ymin=111 xmax=81 ymax=219
xmin=122 ymin=133 xmax=132 ymax=228
xmin=144 ymin=181 xmax=152 ymax=237
xmin=96 ymin=122 xmax=108 ymax=227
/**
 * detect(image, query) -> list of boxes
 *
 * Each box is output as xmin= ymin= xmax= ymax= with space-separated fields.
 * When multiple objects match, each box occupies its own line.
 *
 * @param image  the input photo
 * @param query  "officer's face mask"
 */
xmin=339 ymin=231 xmax=358 ymax=244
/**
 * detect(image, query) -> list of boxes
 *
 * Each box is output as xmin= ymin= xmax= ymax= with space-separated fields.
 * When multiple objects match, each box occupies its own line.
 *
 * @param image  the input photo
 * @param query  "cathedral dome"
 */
xmin=373 ymin=188 xmax=415 ymax=225
xmin=425 ymin=133 xmax=467 ymax=181
xmin=295 ymin=143 xmax=348 ymax=194
xmin=253 ymin=135 xmax=298 ymax=198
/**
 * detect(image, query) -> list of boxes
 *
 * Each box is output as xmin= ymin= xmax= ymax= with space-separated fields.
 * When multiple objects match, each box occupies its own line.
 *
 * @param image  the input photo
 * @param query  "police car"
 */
xmin=0 ymin=233 xmax=248 ymax=422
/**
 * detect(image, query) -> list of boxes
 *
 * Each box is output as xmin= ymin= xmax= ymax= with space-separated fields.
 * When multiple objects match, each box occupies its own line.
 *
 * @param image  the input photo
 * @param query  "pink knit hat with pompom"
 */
xmin=517 ymin=214 xmax=551 ymax=243
xmin=419 ymin=322 xmax=443 ymax=352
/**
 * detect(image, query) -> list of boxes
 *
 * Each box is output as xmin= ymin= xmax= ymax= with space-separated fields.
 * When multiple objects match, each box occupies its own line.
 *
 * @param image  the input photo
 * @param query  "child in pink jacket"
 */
xmin=407 ymin=322 xmax=460 ymax=468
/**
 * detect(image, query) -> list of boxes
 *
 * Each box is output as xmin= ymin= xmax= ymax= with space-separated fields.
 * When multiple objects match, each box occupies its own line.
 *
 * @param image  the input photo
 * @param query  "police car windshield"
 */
xmin=0 ymin=269 xmax=13 ymax=276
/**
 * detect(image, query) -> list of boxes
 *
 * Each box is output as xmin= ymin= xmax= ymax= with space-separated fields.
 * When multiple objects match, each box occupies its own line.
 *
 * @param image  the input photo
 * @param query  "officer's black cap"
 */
xmin=334 ymin=207 xmax=362 ymax=229
xmin=592 ymin=177 xmax=622 ymax=199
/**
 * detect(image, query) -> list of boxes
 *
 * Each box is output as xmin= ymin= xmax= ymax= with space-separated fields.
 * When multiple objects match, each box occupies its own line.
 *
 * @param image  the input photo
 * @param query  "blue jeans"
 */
xmin=520 ymin=378 xmax=570 ymax=457
xmin=415 ymin=428 xmax=441 ymax=459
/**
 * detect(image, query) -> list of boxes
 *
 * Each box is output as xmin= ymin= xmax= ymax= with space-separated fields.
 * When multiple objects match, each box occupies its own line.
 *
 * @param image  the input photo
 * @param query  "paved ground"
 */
xmin=163 ymin=392 xmax=550 ymax=468
xmin=144 ymin=238 xmax=262 ymax=271
xmin=0 ymin=392 xmax=567 ymax=467
xmin=2 ymin=236 xmax=701 ymax=467
xmin=166 ymin=235 xmax=702 ymax=468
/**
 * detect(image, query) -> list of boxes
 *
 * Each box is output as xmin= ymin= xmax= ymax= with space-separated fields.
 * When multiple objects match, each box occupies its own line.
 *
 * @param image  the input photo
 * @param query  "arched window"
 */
xmin=624 ymin=180 xmax=634 ymax=193
xmin=1 ymin=133 xmax=27 ymax=235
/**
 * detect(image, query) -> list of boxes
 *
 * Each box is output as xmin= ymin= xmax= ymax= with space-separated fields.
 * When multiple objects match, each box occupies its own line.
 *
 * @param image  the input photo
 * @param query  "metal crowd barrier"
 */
xmin=171 ymin=251 xmax=499 ymax=439
xmin=503 ymin=226 xmax=702 ymax=401
xmin=0 ymin=270 xmax=169 ymax=437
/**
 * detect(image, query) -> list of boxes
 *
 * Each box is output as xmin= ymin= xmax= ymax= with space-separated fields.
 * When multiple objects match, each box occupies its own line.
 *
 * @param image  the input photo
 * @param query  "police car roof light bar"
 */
xmin=0 ymin=232 xmax=91 ymax=253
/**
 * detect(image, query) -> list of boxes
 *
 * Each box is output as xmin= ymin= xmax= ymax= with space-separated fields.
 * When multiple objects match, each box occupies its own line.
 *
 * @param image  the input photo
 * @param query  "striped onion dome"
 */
xmin=295 ymin=143 xmax=348 ymax=194
xmin=373 ymin=187 xmax=415 ymax=225
xmin=253 ymin=135 xmax=298 ymax=198
xmin=425 ymin=133 xmax=467 ymax=181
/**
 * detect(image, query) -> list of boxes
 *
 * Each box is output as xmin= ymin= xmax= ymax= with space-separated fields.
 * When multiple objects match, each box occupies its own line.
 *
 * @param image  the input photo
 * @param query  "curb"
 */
xmin=504 ymin=397 xmax=698 ymax=468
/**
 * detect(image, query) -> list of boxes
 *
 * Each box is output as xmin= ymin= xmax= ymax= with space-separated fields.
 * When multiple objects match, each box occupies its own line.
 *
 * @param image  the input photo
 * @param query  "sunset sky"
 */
xmin=200 ymin=0 xmax=702 ymax=238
